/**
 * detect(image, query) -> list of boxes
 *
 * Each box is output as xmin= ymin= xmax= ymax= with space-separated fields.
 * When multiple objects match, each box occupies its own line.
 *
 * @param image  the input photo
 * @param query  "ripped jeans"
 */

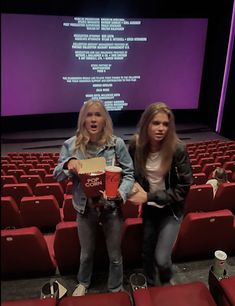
xmin=76 ymin=204 xmax=123 ymax=292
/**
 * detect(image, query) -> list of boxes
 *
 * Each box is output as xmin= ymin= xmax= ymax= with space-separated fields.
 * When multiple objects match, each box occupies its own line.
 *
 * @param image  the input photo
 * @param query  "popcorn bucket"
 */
xmin=79 ymin=171 xmax=105 ymax=197
xmin=78 ymin=157 xmax=106 ymax=198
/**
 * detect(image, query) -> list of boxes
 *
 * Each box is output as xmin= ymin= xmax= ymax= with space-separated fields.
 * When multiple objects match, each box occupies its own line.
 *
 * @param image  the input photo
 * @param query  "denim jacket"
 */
xmin=54 ymin=135 xmax=134 ymax=214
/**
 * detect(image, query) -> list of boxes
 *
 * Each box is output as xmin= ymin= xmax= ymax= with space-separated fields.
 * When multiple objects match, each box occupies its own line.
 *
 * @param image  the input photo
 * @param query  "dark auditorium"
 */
xmin=1 ymin=0 xmax=235 ymax=305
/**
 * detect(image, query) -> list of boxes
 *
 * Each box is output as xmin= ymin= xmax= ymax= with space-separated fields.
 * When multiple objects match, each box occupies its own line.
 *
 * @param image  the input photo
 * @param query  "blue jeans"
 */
xmin=142 ymin=206 xmax=182 ymax=285
xmin=76 ymin=205 xmax=123 ymax=292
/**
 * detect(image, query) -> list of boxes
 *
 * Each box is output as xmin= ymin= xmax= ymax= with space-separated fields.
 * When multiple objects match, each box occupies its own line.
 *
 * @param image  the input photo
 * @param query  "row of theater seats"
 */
xmin=186 ymin=140 xmax=235 ymax=183
xmin=1 ymin=180 xmax=234 ymax=230
xmin=1 ymin=195 xmax=140 ymax=230
xmin=192 ymin=169 xmax=235 ymax=185
xmin=2 ymin=209 xmax=235 ymax=279
xmin=2 ymin=275 xmax=235 ymax=306
xmin=186 ymin=139 xmax=235 ymax=153
xmin=2 ymin=157 xmax=234 ymax=185
xmin=184 ymin=182 xmax=235 ymax=214
xmin=190 ymin=161 xmax=234 ymax=180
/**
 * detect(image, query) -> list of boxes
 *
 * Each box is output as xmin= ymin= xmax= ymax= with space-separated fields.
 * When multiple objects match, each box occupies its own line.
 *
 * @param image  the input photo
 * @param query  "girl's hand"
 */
xmin=99 ymin=190 xmax=122 ymax=201
xmin=67 ymin=159 xmax=81 ymax=174
xmin=128 ymin=182 xmax=147 ymax=204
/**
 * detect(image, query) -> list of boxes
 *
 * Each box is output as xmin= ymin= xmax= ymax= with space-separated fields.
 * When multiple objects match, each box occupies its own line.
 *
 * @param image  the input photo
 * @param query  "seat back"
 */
xmin=1 ymin=175 xmax=18 ymax=187
xmin=1 ymin=196 xmax=22 ymax=229
xmin=209 ymin=273 xmax=235 ymax=306
xmin=28 ymin=168 xmax=47 ymax=180
xmin=202 ymin=162 xmax=221 ymax=179
xmin=58 ymin=291 xmax=132 ymax=306
xmin=6 ymin=169 xmax=26 ymax=181
xmin=213 ymin=182 xmax=235 ymax=211
xmin=122 ymin=217 xmax=143 ymax=268
xmin=20 ymin=195 xmax=61 ymax=229
xmin=192 ymin=173 xmax=207 ymax=185
xmin=18 ymin=174 xmax=43 ymax=193
xmin=1 ymin=183 xmax=33 ymax=208
xmin=53 ymin=221 xmax=80 ymax=275
xmin=54 ymin=221 xmax=109 ymax=275
xmin=62 ymin=195 xmax=77 ymax=221
xmin=133 ymin=281 xmax=216 ymax=306
xmin=172 ymin=209 xmax=234 ymax=261
xmin=184 ymin=184 xmax=214 ymax=214
xmin=122 ymin=200 xmax=140 ymax=219
xmin=1 ymin=226 xmax=56 ymax=278
xmin=34 ymin=183 xmax=64 ymax=207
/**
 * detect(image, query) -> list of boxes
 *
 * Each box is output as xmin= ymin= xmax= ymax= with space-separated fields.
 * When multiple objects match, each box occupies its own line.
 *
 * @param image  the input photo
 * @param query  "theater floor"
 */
xmin=1 ymin=124 xmax=234 ymax=301
xmin=1 ymin=257 xmax=235 ymax=301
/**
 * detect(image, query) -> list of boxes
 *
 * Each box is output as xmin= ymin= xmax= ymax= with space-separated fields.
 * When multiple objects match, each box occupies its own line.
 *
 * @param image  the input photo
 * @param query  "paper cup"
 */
xmin=105 ymin=166 xmax=122 ymax=199
xmin=79 ymin=171 xmax=105 ymax=198
xmin=213 ymin=250 xmax=227 ymax=278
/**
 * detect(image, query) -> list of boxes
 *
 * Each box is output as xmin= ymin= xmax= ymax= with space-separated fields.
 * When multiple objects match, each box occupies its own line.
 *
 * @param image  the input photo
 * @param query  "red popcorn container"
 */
xmin=78 ymin=157 xmax=106 ymax=198
xmin=79 ymin=171 xmax=105 ymax=198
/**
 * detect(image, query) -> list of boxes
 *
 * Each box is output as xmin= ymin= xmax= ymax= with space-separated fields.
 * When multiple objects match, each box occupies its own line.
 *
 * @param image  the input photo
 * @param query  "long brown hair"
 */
xmin=133 ymin=102 xmax=180 ymax=176
xmin=73 ymin=99 xmax=113 ymax=155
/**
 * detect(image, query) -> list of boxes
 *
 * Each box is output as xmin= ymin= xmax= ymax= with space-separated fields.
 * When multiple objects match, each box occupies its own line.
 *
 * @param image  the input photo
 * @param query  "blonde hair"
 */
xmin=73 ymin=99 xmax=113 ymax=155
xmin=132 ymin=102 xmax=180 ymax=176
xmin=213 ymin=167 xmax=228 ymax=185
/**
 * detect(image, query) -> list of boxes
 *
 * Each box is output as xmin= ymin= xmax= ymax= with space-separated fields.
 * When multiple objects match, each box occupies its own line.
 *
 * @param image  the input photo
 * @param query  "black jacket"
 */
xmin=129 ymin=142 xmax=193 ymax=218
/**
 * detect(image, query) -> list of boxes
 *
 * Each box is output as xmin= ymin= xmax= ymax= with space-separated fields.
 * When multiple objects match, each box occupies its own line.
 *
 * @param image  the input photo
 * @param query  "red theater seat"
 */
xmin=34 ymin=183 xmax=64 ymax=207
xmin=200 ymin=157 xmax=214 ymax=167
xmin=215 ymin=155 xmax=230 ymax=165
xmin=1 ymin=175 xmax=18 ymax=187
xmin=28 ymin=168 xmax=47 ymax=180
xmin=209 ymin=273 xmax=235 ymax=306
xmin=191 ymin=164 xmax=202 ymax=174
xmin=18 ymin=163 xmax=34 ymax=174
xmin=172 ymin=210 xmax=235 ymax=261
xmin=192 ymin=172 xmax=207 ymax=185
xmin=1 ymin=183 xmax=33 ymax=208
xmin=122 ymin=200 xmax=140 ymax=219
xmin=36 ymin=163 xmax=51 ymax=173
xmin=133 ymin=281 xmax=216 ymax=306
xmin=213 ymin=182 xmax=235 ymax=212
xmin=54 ymin=221 xmax=108 ymax=275
xmin=6 ymin=169 xmax=26 ymax=181
xmin=62 ymin=195 xmax=77 ymax=221
xmin=43 ymin=174 xmax=68 ymax=192
xmin=2 ymin=298 xmax=57 ymax=306
xmin=1 ymin=164 xmax=18 ymax=172
xmin=18 ymin=174 xmax=43 ymax=193
xmin=53 ymin=221 xmax=80 ymax=275
xmin=122 ymin=218 xmax=143 ymax=268
xmin=58 ymin=291 xmax=132 ymax=306
xmin=223 ymin=161 xmax=235 ymax=172
xmin=202 ymin=162 xmax=221 ymax=179
xmin=184 ymin=184 xmax=214 ymax=214
xmin=1 ymin=196 xmax=23 ymax=229
xmin=65 ymin=181 xmax=73 ymax=195
xmin=20 ymin=195 xmax=61 ymax=229
xmin=1 ymin=226 xmax=56 ymax=278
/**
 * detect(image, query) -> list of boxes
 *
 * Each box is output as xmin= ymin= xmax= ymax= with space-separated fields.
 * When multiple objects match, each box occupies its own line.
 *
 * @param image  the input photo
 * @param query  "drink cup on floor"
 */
xmin=213 ymin=250 xmax=227 ymax=278
xmin=105 ymin=166 xmax=122 ymax=199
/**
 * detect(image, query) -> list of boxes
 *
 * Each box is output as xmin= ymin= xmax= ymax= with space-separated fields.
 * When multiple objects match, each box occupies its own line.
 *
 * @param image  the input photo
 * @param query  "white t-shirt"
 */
xmin=206 ymin=179 xmax=219 ymax=197
xmin=146 ymin=152 xmax=165 ymax=208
